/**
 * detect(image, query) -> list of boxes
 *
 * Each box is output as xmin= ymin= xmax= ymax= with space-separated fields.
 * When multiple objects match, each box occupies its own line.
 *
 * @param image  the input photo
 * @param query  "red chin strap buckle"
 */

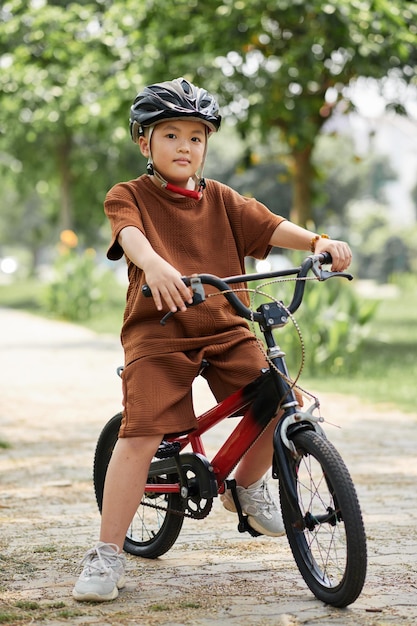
xmin=164 ymin=179 xmax=206 ymax=201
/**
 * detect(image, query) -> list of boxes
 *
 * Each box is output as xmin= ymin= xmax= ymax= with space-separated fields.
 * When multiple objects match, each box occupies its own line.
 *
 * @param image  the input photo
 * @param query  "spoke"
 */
xmin=296 ymin=454 xmax=347 ymax=587
xmin=128 ymin=495 xmax=167 ymax=542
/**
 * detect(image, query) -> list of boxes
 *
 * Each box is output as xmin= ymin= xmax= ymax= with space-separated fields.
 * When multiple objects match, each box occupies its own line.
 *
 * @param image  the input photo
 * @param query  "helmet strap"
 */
xmin=164 ymin=178 xmax=206 ymax=200
xmin=151 ymin=170 xmax=205 ymax=201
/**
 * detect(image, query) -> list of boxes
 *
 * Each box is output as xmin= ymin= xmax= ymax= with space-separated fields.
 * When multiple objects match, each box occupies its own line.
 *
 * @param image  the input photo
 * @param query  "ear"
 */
xmin=139 ymin=136 xmax=150 ymax=158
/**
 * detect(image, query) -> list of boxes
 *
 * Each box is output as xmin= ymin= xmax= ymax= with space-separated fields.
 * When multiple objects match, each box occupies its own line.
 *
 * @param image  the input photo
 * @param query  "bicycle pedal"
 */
xmin=155 ymin=441 xmax=181 ymax=459
xmin=238 ymin=517 xmax=263 ymax=538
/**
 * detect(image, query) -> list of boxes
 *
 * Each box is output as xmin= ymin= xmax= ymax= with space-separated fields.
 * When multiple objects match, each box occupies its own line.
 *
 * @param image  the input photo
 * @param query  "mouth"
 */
xmin=174 ymin=158 xmax=191 ymax=165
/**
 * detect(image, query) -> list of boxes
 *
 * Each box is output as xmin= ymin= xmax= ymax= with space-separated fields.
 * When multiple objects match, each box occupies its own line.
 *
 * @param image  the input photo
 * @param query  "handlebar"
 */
xmin=142 ymin=253 xmax=353 ymax=325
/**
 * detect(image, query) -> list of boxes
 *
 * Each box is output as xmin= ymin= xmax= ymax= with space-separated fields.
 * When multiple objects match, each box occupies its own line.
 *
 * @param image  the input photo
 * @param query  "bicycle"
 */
xmin=93 ymin=252 xmax=367 ymax=608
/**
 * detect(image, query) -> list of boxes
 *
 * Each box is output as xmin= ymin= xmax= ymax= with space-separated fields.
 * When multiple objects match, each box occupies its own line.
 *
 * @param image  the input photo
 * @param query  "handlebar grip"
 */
xmin=142 ymin=277 xmax=191 ymax=298
xmin=318 ymin=251 xmax=332 ymax=264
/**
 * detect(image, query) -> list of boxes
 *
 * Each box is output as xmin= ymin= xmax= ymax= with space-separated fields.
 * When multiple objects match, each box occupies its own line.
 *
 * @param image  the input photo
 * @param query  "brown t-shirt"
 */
xmin=105 ymin=175 xmax=285 ymax=365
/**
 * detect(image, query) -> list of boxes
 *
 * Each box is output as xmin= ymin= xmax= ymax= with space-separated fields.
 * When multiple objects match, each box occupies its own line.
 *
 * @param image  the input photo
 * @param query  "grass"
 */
xmin=304 ymin=280 xmax=417 ymax=413
xmin=0 ymin=279 xmax=45 ymax=313
xmin=0 ymin=601 xmax=83 ymax=624
xmin=0 ymin=276 xmax=416 ymax=414
xmin=0 ymin=278 xmax=125 ymax=334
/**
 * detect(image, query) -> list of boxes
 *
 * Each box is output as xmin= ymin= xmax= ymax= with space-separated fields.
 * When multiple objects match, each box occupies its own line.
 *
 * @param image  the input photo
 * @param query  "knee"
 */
xmin=117 ymin=435 xmax=161 ymax=459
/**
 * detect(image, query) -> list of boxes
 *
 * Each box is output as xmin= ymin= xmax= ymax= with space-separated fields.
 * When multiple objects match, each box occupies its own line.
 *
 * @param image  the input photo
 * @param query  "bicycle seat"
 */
xmin=155 ymin=441 xmax=181 ymax=459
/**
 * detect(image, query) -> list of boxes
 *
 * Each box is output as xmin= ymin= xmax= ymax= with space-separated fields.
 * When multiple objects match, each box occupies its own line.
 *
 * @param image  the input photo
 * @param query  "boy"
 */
xmin=73 ymin=77 xmax=352 ymax=602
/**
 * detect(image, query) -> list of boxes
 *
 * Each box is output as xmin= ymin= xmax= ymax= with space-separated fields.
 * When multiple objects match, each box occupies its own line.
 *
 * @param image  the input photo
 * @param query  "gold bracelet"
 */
xmin=310 ymin=233 xmax=330 ymax=253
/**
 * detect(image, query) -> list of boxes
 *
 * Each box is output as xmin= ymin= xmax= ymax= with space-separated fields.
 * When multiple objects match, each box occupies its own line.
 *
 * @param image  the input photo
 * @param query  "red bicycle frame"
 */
xmin=144 ymin=370 xmax=281 ymax=494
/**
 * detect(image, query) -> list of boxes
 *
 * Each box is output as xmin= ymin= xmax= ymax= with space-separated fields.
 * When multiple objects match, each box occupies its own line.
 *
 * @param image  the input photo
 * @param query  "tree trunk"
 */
xmin=290 ymin=146 xmax=314 ymax=228
xmin=57 ymin=135 xmax=73 ymax=232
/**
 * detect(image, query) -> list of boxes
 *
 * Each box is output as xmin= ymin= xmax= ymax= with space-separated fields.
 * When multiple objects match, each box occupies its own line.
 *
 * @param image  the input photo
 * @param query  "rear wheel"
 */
xmin=94 ymin=413 xmax=184 ymax=558
xmin=279 ymin=429 xmax=367 ymax=607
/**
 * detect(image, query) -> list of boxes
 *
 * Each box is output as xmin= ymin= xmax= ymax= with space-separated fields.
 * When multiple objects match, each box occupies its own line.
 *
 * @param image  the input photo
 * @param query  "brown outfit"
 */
xmin=105 ymin=175 xmax=285 ymax=437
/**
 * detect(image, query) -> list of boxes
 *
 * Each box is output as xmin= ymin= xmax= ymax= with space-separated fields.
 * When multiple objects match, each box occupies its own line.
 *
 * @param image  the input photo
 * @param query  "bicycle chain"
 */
xmin=141 ymin=496 xmax=212 ymax=520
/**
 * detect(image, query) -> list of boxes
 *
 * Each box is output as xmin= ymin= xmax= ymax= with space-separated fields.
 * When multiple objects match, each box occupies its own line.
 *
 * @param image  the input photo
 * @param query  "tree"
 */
xmin=125 ymin=0 xmax=417 ymax=226
xmin=312 ymin=133 xmax=397 ymax=229
xmin=1 ymin=0 xmax=416 ymax=266
xmin=0 ymin=0 xmax=142 ymax=244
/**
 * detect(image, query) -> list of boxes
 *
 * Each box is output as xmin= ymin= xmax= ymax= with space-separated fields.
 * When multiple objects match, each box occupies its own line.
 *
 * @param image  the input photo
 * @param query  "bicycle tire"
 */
xmin=279 ymin=429 xmax=367 ymax=607
xmin=93 ymin=412 xmax=185 ymax=559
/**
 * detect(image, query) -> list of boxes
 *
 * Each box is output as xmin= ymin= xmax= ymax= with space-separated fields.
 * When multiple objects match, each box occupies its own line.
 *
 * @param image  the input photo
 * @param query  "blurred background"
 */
xmin=1 ymin=0 xmax=416 ymax=411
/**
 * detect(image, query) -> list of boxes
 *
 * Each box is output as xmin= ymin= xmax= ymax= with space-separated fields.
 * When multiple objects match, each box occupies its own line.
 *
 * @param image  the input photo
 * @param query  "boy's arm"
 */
xmin=118 ymin=226 xmax=193 ymax=312
xmin=269 ymin=221 xmax=352 ymax=272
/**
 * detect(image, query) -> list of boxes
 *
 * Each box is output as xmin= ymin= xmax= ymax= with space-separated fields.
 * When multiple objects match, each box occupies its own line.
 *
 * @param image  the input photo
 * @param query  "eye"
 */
xmin=191 ymin=136 xmax=202 ymax=143
xmin=166 ymin=133 xmax=176 ymax=139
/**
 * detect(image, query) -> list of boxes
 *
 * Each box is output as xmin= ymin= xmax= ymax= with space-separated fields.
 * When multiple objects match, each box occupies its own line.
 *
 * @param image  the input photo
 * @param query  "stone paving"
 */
xmin=0 ymin=307 xmax=416 ymax=625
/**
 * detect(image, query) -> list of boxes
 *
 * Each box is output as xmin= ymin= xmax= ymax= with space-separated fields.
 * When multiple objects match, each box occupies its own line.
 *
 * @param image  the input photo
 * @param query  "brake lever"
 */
xmin=160 ymin=276 xmax=206 ymax=325
xmin=311 ymin=257 xmax=353 ymax=282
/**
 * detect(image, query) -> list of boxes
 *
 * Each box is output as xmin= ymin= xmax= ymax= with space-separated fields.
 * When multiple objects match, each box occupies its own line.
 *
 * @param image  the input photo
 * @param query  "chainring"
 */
xmin=142 ymin=495 xmax=213 ymax=519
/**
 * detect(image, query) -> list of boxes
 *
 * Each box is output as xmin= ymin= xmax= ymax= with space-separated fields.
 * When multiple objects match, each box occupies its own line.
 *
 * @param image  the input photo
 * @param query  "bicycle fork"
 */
xmin=261 ymin=321 xmax=326 ymax=531
xmin=273 ymin=402 xmax=326 ymax=530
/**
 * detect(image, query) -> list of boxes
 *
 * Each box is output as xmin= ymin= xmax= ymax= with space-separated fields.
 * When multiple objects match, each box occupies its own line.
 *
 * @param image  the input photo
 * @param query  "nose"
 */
xmin=177 ymin=138 xmax=190 ymax=152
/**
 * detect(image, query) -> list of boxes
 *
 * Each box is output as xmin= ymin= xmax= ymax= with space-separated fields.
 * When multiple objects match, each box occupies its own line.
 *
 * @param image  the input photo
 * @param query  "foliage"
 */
xmin=0 ymin=170 xmax=58 ymax=274
xmin=312 ymin=133 xmax=397 ymax=230
xmin=346 ymin=199 xmax=415 ymax=280
xmin=126 ymin=0 xmax=417 ymax=224
xmin=44 ymin=238 xmax=117 ymax=321
xmin=0 ymin=0 xmax=141 ymax=240
xmin=251 ymin=275 xmax=378 ymax=377
xmin=1 ymin=270 xmax=417 ymax=412
xmin=308 ymin=270 xmax=417 ymax=413
xmin=0 ymin=0 xmax=416 ymax=263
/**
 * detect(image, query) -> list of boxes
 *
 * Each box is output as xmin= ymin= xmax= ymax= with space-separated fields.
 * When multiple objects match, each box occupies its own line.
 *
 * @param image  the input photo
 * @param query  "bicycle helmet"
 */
xmin=129 ymin=78 xmax=221 ymax=200
xmin=129 ymin=77 xmax=221 ymax=142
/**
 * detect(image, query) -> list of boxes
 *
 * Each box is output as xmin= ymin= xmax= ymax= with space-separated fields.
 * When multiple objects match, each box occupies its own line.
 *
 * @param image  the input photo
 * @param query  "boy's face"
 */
xmin=139 ymin=120 xmax=207 ymax=187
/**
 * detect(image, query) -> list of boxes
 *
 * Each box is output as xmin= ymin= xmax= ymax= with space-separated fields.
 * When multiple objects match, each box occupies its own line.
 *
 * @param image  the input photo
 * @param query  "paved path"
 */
xmin=0 ymin=307 xmax=416 ymax=625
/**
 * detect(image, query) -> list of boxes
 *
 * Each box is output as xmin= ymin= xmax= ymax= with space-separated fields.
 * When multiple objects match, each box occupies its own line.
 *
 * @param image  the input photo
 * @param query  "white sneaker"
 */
xmin=72 ymin=542 xmax=126 ymax=602
xmin=221 ymin=477 xmax=285 ymax=537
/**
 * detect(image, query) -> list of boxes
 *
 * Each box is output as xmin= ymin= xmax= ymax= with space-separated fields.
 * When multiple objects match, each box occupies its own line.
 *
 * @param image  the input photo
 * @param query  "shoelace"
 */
xmin=80 ymin=544 xmax=120 ymax=576
xmin=249 ymin=483 xmax=275 ymax=511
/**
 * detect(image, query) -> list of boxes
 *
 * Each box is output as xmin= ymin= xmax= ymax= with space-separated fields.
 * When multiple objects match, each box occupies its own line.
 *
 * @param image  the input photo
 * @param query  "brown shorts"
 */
xmin=119 ymin=331 xmax=268 ymax=438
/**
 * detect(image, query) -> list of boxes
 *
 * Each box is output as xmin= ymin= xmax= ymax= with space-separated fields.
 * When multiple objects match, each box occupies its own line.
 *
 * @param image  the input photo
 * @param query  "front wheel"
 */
xmin=279 ymin=429 xmax=367 ymax=607
xmin=93 ymin=412 xmax=185 ymax=559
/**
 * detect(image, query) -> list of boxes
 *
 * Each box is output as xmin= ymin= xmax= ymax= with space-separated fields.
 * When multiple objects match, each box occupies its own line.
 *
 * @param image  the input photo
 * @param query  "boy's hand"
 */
xmin=269 ymin=222 xmax=352 ymax=273
xmin=117 ymin=227 xmax=193 ymax=313
xmin=143 ymin=257 xmax=193 ymax=313
xmin=314 ymin=238 xmax=352 ymax=273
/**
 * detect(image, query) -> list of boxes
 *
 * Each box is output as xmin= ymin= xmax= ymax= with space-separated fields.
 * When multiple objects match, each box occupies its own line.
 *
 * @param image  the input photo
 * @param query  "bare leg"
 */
xmin=99 ymin=435 xmax=161 ymax=551
xmin=233 ymin=414 xmax=280 ymax=488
